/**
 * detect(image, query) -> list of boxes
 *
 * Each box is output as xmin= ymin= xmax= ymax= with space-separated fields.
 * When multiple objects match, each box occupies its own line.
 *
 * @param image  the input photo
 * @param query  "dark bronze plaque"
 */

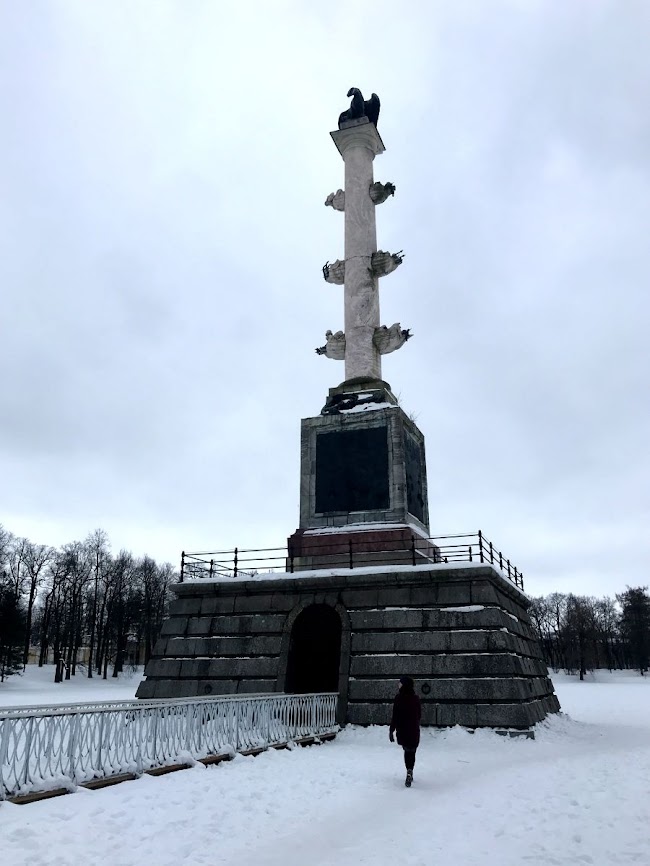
xmin=315 ymin=427 xmax=389 ymax=513
xmin=404 ymin=430 xmax=426 ymax=523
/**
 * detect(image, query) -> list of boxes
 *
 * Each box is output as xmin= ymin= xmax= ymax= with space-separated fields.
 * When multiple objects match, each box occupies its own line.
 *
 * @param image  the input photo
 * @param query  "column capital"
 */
xmin=330 ymin=118 xmax=385 ymax=159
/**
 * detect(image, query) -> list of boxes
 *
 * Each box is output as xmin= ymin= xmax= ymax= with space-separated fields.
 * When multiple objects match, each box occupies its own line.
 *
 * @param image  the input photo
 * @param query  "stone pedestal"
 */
xmin=136 ymin=563 xmax=561 ymax=733
xmin=286 ymin=525 xmax=440 ymax=572
xmin=288 ymin=399 xmax=430 ymax=570
xmin=297 ymin=404 xmax=428 ymax=532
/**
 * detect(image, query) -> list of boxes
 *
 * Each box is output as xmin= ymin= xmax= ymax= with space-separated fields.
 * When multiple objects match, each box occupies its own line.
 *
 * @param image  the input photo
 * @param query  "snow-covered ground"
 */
xmin=0 ymin=664 xmax=143 ymax=708
xmin=1 ymin=667 xmax=649 ymax=865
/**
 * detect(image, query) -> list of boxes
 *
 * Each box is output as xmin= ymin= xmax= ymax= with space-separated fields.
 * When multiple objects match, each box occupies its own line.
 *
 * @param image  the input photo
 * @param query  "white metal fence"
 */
xmin=0 ymin=693 xmax=338 ymax=800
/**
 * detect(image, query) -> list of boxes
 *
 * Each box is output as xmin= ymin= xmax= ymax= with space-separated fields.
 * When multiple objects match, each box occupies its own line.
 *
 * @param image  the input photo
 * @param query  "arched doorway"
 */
xmin=285 ymin=604 xmax=342 ymax=693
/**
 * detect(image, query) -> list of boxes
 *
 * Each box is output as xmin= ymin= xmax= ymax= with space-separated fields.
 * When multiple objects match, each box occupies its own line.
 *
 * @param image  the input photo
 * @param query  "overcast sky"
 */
xmin=1 ymin=1 xmax=648 ymax=597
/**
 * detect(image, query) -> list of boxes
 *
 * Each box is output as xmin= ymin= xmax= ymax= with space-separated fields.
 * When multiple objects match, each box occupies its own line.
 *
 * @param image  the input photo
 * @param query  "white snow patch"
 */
xmin=302 ymin=521 xmax=431 ymax=540
xmin=182 ymin=558 xmax=528 ymax=601
xmin=0 ymin=664 xmax=143 ymax=708
xmin=1 ymin=673 xmax=649 ymax=865
xmin=186 ymin=559 xmax=522 ymax=589
xmin=338 ymin=400 xmax=396 ymax=414
xmin=438 ymin=605 xmax=486 ymax=612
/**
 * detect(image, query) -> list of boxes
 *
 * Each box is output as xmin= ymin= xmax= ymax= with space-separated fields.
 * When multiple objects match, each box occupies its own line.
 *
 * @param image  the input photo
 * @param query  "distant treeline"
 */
xmin=3 ymin=522 xmax=648 ymax=686
xmin=529 ymin=589 xmax=650 ymax=679
xmin=0 ymin=524 xmax=175 ymax=682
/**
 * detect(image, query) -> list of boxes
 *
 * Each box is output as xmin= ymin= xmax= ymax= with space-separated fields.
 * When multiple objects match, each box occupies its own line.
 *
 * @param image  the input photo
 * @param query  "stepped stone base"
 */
xmin=137 ymin=563 xmax=560 ymax=731
xmin=287 ymin=525 xmax=440 ymax=571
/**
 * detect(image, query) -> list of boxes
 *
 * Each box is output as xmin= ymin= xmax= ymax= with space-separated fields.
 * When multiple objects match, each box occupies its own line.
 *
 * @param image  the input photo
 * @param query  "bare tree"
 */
xmin=0 ymin=572 xmax=26 ymax=682
xmin=84 ymin=529 xmax=110 ymax=678
xmin=0 ymin=524 xmax=14 ymax=574
xmin=593 ymin=597 xmax=621 ymax=671
xmin=135 ymin=557 xmax=174 ymax=667
xmin=7 ymin=536 xmax=29 ymax=599
xmin=562 ymin=595 xmax=597 ymax=679
xmin=20 ymin=541 xmax=52 ymax=666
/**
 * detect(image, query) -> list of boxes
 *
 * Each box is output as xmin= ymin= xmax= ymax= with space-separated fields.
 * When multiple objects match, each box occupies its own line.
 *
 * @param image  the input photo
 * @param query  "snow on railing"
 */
xmin=0 ymin=699 xmax=160 ymax=718
xmin=0 ymin=692 xmax=338 ymax=800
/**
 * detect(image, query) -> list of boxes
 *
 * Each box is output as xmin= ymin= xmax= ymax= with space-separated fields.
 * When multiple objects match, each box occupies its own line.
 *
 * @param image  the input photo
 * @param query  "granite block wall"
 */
xmin=136 ymin=563 xmax=560 ymax=730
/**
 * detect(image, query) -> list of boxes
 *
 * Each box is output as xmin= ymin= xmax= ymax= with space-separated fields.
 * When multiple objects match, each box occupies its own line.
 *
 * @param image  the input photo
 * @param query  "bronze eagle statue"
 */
xmin=338 ymin=88 xmax=381 ymax=129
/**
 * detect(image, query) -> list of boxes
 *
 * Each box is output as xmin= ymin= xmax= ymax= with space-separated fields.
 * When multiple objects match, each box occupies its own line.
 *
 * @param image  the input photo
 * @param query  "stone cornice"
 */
xmin=330 ymin=119 xmax=385 ymax=159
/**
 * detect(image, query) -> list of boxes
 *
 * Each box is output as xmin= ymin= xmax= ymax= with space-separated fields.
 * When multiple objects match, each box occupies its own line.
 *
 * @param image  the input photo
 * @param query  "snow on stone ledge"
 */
xmin=182 ymin=560 xmax=528 ymax=598
xmin=303 ymin=521 xmax=431 ymax=539
xmin=438 ymin=605 xmax=486 ymax=612
xmin=338 ymin=399 xmax=396 ymax=414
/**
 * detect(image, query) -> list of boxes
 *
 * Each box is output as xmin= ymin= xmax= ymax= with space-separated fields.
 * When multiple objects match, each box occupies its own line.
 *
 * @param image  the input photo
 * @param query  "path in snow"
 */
xmin=1 ymin=671 xmax=649 ymax=865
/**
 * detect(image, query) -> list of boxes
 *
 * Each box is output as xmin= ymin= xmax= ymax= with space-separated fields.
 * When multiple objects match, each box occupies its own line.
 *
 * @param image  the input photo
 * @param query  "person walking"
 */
xmin=389 ymin=675 xmax=421 ymax=787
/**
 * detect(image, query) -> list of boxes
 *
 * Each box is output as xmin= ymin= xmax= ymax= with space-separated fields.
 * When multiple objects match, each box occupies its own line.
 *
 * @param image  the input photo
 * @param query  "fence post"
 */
xmin=411 ymin=536 xmax=416 ymax=567
xmin=349 ymin=539 xmax=353 ymax=570
xmin=152 ymin=708 xmax=159 ymax=767
xmin=234 ymin=548 xmax=238 ymax=578
xmin=135 ymin=711 xmax=144 ymax=773
xmin=499 ymin=551 xmax=503 ymax=570
xmin=489 ymin=540 xmax=494 ymax=564
xmin=180 ymin=551 xmax=185 ymax=583
xmin=288 ymin=544 xmax=294 ymax=574
xmin=97 ymin=712 xmax=105 ymax=773
xmin=185 ymin=703 xmax=194 ymax=752
xmin=0 ymin=717 xmax=11 ymax=798
xmin=507 ymin=558 xmax=511 ymax=579
xmin=209 ymin=559 xmax=214 ymax=579
xmin=68 ymin=714 xmax=79 ymax=782
xmin=468 ymin=545 xmax=472 ymax=562
xmin=478 ymin=529 xmax=484 ymax=563
xmin=22 ymin=717 xmax=34 ymax=788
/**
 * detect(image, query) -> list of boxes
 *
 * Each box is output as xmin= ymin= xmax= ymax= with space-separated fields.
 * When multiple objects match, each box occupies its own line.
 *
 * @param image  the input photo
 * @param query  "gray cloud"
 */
xmin=1 ymin=1 xmax=648 ymax=595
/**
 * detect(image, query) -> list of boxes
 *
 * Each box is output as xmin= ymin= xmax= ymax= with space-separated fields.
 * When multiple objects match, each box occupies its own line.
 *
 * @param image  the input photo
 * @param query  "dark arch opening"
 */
xmin=285 ymin=604 xmax=342 ymax=693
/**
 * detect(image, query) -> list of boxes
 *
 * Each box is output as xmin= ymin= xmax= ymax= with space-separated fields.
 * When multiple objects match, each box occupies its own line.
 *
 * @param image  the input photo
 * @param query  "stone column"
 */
xmin=331 ymin=120 xmax=385 ymax=382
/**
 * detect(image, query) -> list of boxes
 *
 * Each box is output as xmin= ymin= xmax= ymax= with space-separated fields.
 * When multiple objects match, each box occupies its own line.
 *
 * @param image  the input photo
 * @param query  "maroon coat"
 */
xmin=389 ymin=689 xmax=421 ymax=748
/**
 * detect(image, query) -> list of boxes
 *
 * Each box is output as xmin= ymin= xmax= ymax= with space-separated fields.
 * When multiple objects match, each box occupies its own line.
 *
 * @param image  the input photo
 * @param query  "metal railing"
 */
xmin=0 ymin=692 xmax=338 ymax=800
xmin=1 ymin=699 xmax=153 ymax=717
xmin=181 ymin=530 xmax=524 ymax=590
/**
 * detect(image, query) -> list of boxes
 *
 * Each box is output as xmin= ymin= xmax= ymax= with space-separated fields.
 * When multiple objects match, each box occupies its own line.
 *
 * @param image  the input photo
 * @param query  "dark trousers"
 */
xmin=402 ymin=746 xmax=417 ymax=771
